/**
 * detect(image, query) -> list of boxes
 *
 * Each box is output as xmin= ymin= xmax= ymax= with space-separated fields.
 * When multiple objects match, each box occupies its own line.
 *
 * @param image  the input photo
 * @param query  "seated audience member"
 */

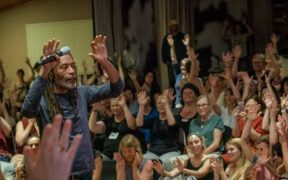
xmin=189 ymin=95 xmax=225 ymax=154
xmin=240 ymin=100 xmax=275 ymax=163
xmin=153 ymin=134 xmax=213 ymax=179
xmin=82 ymin=58 xmax=109 ymax=86
xmin=276 ymin=113 xmax=288 ymax=175
xmin=88 ymin=94 xmax=137 ymax=161
xmin=211 ymin=70 xmax=240 ymax=145
xmin=15 ymin=117 xmax=39 ymax=154
xmin=124 ymin=87 xmax=138 ymax=115
xmin=134 ymin=89 xmax=159 ymax=145
xmin=207 ymin=74 xmax=228 ymax=107
xmin=26 ymin=136 xmax=40 ymax=155
xmin=10 ymin=154 xmax=26 ymax=180
xmin=89 ymin=100 xmax=112 ymax=180
xmin=0 ymin=160 xmax=15 ymax=180
xmin=167 ymin=33 xmax=204 ymax=107
xmin=13 ymin=58 xmax=35 ymax=120
xmin=136 ymin=94 xmax=180 ymax=171
xmin=23 ymin=115 xmax=82 ymax=180
xmin=232 ymin=95 xmax=268 ymax=145
xmin=114 ymin=134 xmax=153 ymax=180
xmin=0 ymin=101 xmax=13 ymax=162
xmin=210 ymin=138 xmax=251 ymax=180
xmin=280 ymin=77 xmax=288 ymax=97
xmin=173 ymin=83 xmax=200 ymax=153
xmin=129 ymin=70 xmax=160 ymax=108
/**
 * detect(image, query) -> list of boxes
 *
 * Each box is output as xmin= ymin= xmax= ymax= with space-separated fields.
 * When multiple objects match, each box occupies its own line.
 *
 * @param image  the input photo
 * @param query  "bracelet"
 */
xmin=281 ymin=109 xmax=286 ymax=113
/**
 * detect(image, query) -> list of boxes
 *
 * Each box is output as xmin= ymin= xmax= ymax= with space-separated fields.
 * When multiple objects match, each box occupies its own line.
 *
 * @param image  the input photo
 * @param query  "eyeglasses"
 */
xmin=196 ymin=104 xmax=209 ymax=108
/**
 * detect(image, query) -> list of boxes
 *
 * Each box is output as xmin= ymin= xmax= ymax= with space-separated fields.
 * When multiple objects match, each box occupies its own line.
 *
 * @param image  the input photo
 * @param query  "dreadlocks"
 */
xmin=43 ymin=54 xmax=78 ymax=122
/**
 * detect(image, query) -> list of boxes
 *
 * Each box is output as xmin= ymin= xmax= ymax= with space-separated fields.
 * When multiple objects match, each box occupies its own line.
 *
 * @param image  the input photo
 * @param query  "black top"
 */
xmin=185 ymin=158 xmax=214 ymax=180
xmin=142 ymin=117 xmax=179 ymax=156
xmin=102 ymin=117 xmax=147 ymax=159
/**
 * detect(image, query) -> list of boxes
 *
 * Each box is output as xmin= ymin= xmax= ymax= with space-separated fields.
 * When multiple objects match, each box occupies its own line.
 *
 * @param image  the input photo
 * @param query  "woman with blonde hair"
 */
xmin=114 ymin=134 xmax=153 ymax=180
xmin=153 ymin=133 xmax=213 ymax=179
xmin=211 ymin=138 xmax=251 ymax=180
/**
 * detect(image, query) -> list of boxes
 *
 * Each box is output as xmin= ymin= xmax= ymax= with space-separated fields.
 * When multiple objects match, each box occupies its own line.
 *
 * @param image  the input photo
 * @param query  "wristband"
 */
xmin=281 ymin=109 xmax=287 ymax=113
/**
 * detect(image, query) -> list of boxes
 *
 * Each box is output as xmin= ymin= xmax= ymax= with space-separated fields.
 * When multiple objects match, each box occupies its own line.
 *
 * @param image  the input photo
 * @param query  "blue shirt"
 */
xmin=22 ymin=76 xmax=124 ymax=175
xmin=134 ymin=108 xmax=159 ymax=143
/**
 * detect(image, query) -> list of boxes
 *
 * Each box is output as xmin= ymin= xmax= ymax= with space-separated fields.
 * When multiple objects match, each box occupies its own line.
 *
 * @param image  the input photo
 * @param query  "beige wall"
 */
xmin=0 ymin=0 xmax=92 ymax=83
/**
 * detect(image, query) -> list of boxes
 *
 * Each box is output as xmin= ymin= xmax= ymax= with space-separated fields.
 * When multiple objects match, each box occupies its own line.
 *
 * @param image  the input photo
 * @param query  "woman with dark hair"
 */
xmin=173 ymin=83 xmax=200 ymax=153
xmin=210 ymin=70 xmax=241 ymax=145
xmin=232 ymin=94 xmax=268 ymax=145
xmin=13 ymin=58 xmax=35 ymax=120
xmin=221 ymin=17 xmax=253 ymax=60
xmin=153 ymin=133 xmax=213 ymax=179
xmin=129 ymin=70 xmax=160 ymax=108
xmin=136 ymin=94 xmax=180 ymax=172
xmin=280 ymin=77 xmax=288 ymax=96
xmin=114 ymin=134 xmax=153 ymax=180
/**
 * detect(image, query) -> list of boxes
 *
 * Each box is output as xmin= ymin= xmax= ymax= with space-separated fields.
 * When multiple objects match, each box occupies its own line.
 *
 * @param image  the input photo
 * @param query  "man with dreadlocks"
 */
xmin=22 ymin=35 xmax=125 ymax=179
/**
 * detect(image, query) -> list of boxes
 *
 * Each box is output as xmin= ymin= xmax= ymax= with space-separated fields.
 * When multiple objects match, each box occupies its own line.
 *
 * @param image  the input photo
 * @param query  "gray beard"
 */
xmin=57 ymin=78 xmax=77 ymax=90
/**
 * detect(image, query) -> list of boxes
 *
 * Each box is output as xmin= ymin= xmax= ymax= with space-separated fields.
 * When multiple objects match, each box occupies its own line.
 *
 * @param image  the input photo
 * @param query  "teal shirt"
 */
xmin=189 ymin=114 xmax=225 ymax=152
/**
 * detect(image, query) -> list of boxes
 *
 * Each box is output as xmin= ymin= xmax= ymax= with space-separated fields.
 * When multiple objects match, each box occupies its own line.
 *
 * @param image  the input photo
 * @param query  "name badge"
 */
xmin=108 ymin=132 xmax=119 ymax=140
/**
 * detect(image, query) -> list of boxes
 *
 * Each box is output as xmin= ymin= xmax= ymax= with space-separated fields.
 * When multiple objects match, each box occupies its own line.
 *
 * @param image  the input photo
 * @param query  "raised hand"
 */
xmin=167 ymin=35 xmax=174 ymax=47
xmin=220 ymin=68 xmax=232 ymax=80
xmin=137 ymin=91 xmax=149 ymax=106
xmin=222 ymin=51 xmax=233 ymax=64
xmin=128 ymin=69 xmax=137 ymax=81
xmin=92 ymin=102 xmax=102 ymax=112
xmin=40 ymin=38 xmax=61 ymax=78
xmin=187 ymin=48 xmax=199 ymax=61
xmin=208 ymin=73 xmax=217 ymax=88
xmin=264 ymin=70 xmax=273 ymax=85
xmin=270 ymin=33 xmax=280 ymax=45
xmin=118 ymin=93 xmax=127 ymax=107
xmin=89 ymin=35 xmax=108 ymax=64
xmin=174 ymin=158 xmax=184 ymax=173
xmin=25 ymin=57 xmax=32 ymax=65
xmin=247 ymin=103 xmax=261 ymax=122
xmin=82 ymin=60 xmax=88 ymax=71
xmin=23 ymin=115 xmax=82 ymax=180
xmin=241 ymin=72 xmax=253 ymax=85
xmin=117 ymin=56 xmax=122 ymax=66
xmin=182 ymin=34 xmax=190 ymax=47
xmin=280 ymin=94 xmax=288 ymax=110
xmin=235 ymin=108 xmax=247 ymax=121
xmin=265 ymin=43 xmax=276 ymax=58
xmin=114 ymin=152 xmax=126 ymax=169
xmin=210 ymin=157 xmax=224 ymax=173
xmin=233 ymin=45 xmax=242 ymax=59
xmin=43 ymin=38 xmax=60 ymax=57
xmin=132 ymin=152 xmax=141 ymax=168
xmin=158 ymin=95 xmax=168 ymax=106
xmin=262 ymin=92 xmax=274 ymax=109
xmin=236 ymin=77 xmax=244 ymax=90
xmin=276 ymin=114 xmax=288 ymax=143
xmin=152 ymin=160 xmax=164 ymax=175
xmin=163 ymin=88 xmax=176 ymax=102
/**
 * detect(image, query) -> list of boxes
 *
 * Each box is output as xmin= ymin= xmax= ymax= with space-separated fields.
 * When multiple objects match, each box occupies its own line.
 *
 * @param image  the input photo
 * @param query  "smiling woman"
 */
xmin=189 ymin=95 xmax=225 ymax=154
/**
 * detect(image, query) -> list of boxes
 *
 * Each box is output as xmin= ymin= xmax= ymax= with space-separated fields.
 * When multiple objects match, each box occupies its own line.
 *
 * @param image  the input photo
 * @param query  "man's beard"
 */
xmin=57 ymin=78 xmax=77 ymax=90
